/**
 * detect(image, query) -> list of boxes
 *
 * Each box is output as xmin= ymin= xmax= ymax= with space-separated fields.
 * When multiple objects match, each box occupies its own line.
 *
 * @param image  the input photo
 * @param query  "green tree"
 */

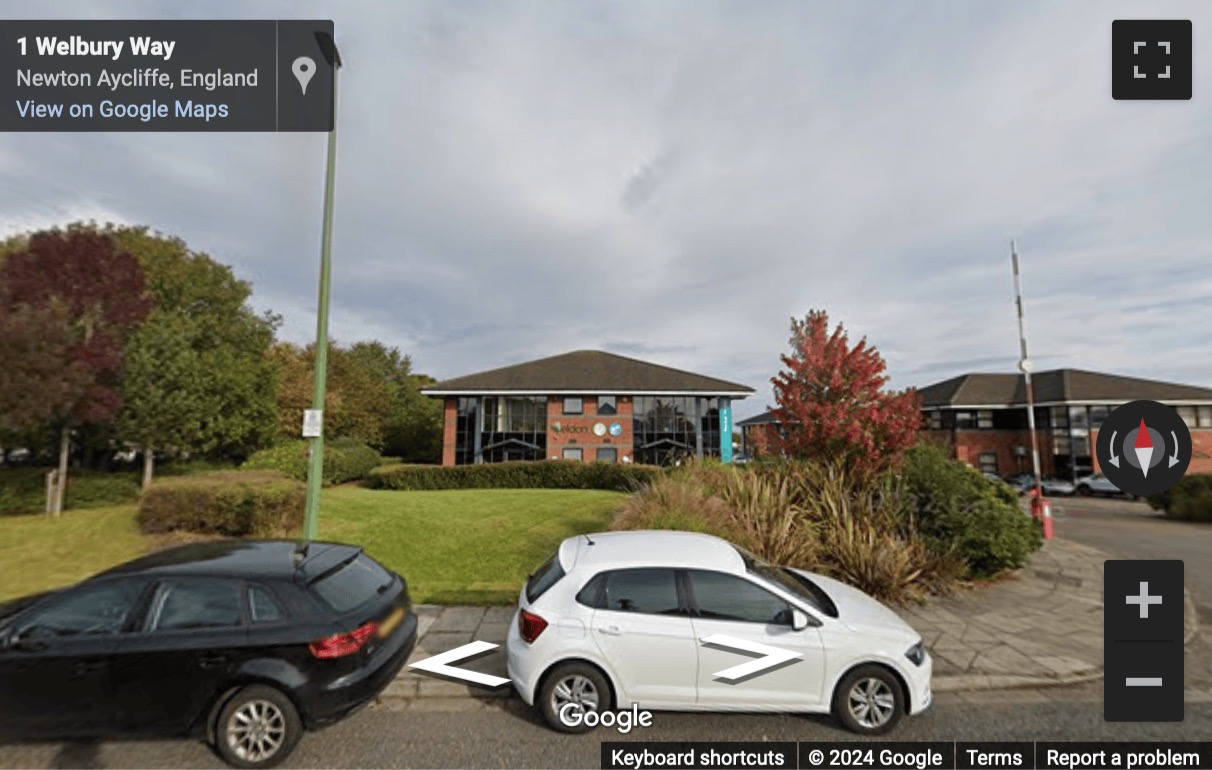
xmin=271 ymin=342 xmax=392 ymax=447
xmin=106 ymin=225 xmax=280 ymax=466
xmin=347 ymin=341 xmax=442 ymax=463
xmin=116 ymin=315 xmax=206 ymax=486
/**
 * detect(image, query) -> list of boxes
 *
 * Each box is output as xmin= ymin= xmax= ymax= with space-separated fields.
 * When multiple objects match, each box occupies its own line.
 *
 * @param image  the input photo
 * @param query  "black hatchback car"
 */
xmin=0 ymin=540 xmax=417 ymax=768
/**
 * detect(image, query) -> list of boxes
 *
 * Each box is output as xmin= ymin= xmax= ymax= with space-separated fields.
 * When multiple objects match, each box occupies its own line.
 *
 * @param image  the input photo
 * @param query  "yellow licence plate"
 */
xmin=378 ymin=606 xmax=405 ymax=639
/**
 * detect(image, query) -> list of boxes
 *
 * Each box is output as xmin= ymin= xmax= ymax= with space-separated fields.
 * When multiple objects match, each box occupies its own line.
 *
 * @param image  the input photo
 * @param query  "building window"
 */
xmin=596 ymin=448 xmax=617 ymax=463
xmin=1049 ymin=406 xmax=1069 ymax=429
xmin=563 ymin=397 xmax=583 ymax=415
xmin=1089 ymin=405 xmax=1111 ymax=430
xmin=597 ymin=396 xmax=617 ymax=416
xmin=632 ymin=396 xmax=701 ymax=466
xmin=956 ymin=411 xmax=974 ymax=429
xmin=1052 ymin=432 xmax=1071 ymax=455
xmin=978 ymin=453 xmax=998 ymax=474
xmin=927 ymin=410 xmax=942 ymax=430
xmin=1176 ymin=406 xmax=1197 ymax=428
xmin=562 ymin=448 xmax=583 ymax=461
xmin=1199 ymin=406 xmax=1212 ymax=428
xmin=977 ymin=410 xmax=994 ymax=429
xmin=1069 ymin=406 xmax=1089 ymax=431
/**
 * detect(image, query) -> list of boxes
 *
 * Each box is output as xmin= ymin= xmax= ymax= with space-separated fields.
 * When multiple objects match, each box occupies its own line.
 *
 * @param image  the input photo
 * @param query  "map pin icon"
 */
xmin=292 ymin=56 xmax=316 ymax=95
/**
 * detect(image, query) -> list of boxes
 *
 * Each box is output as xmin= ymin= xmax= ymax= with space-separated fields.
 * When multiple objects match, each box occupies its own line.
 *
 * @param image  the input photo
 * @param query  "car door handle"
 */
xmin=596 ymin=625 xmax=622 ymax=636
xmin=198 ymin=655 xmax=227 ymax=669
xmin=71 ymin=661 xmax=106 ymax=676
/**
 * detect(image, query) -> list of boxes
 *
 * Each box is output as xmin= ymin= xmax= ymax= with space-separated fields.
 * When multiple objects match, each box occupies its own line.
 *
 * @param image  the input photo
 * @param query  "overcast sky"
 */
xmin=3 ymin=0 xmax=1209 ymax=420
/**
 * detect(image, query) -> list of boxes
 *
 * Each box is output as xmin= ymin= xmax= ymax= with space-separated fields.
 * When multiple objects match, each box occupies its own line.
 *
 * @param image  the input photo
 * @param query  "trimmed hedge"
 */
xmin=1147 ymin=474 xmax=1212 ymax=522
xmin=899 ymin=444 xmax=1043 ymax=578
xmin=137 ymin=471 xmax=305 ymax=537
xmin=0 ymin=467 xmax=141 ymax=516
xmin=365 ymin=460 xmax=662 ymax=492
xmin=242 ymin=437 xmax=383 ymax=485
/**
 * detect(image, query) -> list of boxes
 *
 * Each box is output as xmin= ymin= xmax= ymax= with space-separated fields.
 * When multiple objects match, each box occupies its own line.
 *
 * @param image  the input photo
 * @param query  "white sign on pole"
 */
xmin=302 ymin=409 xmax=323 ymax=438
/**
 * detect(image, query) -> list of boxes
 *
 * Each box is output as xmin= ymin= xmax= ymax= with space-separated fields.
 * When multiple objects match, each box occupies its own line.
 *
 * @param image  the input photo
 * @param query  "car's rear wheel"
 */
xmin=833 ymin=665 xmax=905 ymax=735
xmin=213 ymin=684 xmax=303 ymax=769
xmin=538 ymin=662 xmax=613 ymax=733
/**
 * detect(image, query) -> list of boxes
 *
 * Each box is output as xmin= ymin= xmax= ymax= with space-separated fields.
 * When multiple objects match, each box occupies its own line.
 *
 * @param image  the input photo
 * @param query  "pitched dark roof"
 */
xmin=919 ymin=369 xmax=1212 ymax=408
xmin=423 ymin=350 xmax=754 ymax=396
xmin=737 ymin=410 xmax=777 ymax=427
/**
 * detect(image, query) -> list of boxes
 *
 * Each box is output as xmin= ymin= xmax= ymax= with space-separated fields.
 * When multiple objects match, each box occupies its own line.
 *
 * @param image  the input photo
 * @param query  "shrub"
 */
xmin=242 ymin=437 xmax=383 ymax=485
xmin=1147 ymin=474 xmax=1212 ymax=522
xmin=899 ymin=444 xmax=1042 ymax=578
xmin=365 ymin=460 xmax=661 ymax=492
xmin=612 ymin=459 xmax=961 ymax=602
xmin=157 ymin=458 xmax=240 ymax=477
xmin=137 ymin=471 xmax=305 ymax=537
xmin=0 ymin=467 xmax=141 ymax=516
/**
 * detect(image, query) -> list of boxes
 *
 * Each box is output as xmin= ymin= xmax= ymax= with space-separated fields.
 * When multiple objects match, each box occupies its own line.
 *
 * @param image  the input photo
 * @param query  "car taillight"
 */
xmin=309 ymin=621 xmax=378 ymax=659
xmin=518 ymin=609 xmax=548 ymax=643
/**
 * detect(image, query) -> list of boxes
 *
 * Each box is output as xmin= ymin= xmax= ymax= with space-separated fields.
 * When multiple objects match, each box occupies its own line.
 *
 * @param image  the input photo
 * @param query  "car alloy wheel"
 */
xmin=847 ymin=676 xmax=895 ymax=729
xmin=832 ymin=664 xmax=905 ymax=735
xmin=551 ymin=673 xmax=600 ymax=719
xmin=213 ymin=684 xmax=303 ymax=769
xmin=226 ymin=699 xmax=287 ymax=763
xmin=537 ymin=661 xmax=613 ymax=733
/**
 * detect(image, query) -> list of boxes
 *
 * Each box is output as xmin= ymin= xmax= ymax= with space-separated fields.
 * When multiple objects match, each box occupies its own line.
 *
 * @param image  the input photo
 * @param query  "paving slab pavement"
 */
xmin=384 ymin=538 xmax=1201 ymax=707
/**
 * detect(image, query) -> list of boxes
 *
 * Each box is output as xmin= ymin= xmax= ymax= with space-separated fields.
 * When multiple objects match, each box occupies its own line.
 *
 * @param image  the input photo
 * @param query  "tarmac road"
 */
xmin=1053 ymin=496 xmax=1212 ymax=623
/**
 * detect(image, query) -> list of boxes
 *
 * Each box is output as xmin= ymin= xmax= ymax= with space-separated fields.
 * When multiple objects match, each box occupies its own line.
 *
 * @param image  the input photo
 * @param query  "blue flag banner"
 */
xmin=720 ymin=405 xmax=733 ymax=463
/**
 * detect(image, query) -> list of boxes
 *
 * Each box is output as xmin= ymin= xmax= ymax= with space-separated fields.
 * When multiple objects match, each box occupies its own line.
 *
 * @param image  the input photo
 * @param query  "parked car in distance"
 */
xmin=1004 ymin=474 xmax=1075 ymax=496
xmin=0 ymin=540 xmax=417 ymax=769
xmin=732 ymin=452 xmax=753 ymax=465
xmin=507 ymin=531 xmax=932 ymax=736
xmin=1075 ymin=473 xmax=1125 ymax=497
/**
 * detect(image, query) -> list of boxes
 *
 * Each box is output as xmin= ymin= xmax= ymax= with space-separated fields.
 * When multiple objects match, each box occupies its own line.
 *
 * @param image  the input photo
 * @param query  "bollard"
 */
xmin=1040 ymin=497 xmax=1054 ymax=540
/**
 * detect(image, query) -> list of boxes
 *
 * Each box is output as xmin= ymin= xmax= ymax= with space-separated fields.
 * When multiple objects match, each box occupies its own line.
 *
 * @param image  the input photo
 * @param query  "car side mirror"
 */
xmin=791 ymin=609 xmax=811 ymax=631
xmin=12 ymin=626 xmax=49 ymax=652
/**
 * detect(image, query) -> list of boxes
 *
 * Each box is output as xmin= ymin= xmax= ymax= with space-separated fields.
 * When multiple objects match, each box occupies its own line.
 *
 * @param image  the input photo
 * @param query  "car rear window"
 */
xmin=311 ymin=553 xmax=394 ymax=613
xmin=525 ymin=554 xmax=565 ymax=604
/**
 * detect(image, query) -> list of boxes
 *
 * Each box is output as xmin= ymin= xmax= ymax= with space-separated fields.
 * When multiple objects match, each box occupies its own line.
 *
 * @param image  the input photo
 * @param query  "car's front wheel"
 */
xmin=833 ymin=665 xmax=905 ymax=735
xmin=1077 ymin=485 xmax=1091 ymax=496
xmin=538 ymin=662 xmax=613 ymax=733
xmin=213 ymin=684 xmax=303 ymax=769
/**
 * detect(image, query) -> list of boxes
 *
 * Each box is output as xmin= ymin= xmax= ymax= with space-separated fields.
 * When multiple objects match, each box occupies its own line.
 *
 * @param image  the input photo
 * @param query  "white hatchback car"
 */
xmin=506 ymin=530 xmax=932 ymax=735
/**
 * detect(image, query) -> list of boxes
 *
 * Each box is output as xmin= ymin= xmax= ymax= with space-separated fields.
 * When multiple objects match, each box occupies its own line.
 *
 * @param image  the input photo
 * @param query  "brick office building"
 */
xmin=918 ymin=369 xmax=1212 ymax=480
xmin=422 ymin=350 xmax=753 ymax=466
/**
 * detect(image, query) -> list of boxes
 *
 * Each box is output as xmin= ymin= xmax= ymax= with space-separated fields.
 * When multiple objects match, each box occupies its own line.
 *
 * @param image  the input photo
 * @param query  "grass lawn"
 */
xmin=318 ymin=487 xmax=626 ymax=605
xmin=0 ymin=505 xmax=146 ymax=602
xmin=0 ymin=488 xmax=625 ymax=606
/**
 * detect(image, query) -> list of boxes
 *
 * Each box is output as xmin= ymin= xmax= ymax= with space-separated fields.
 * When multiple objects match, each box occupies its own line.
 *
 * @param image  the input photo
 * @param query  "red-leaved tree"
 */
xmin=756 ymin=310 xmax=921 ymax=478
xmin=0 ymin=227 xmax=152 ymax=513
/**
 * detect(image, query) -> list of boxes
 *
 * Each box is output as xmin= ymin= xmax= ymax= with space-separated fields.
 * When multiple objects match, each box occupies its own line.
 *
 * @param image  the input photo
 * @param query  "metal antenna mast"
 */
xmin=1011 ymin=241 xmax=1043 ymax=500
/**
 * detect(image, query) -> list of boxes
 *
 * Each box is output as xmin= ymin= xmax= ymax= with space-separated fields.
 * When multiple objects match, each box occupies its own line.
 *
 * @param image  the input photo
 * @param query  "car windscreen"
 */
xmin=525 ymin=554 xmax=565 ymax=604
xmin=311 ymin=552 xmax=394 ymax=613
xmin=734 ymin=546 xmax=839 ymax=618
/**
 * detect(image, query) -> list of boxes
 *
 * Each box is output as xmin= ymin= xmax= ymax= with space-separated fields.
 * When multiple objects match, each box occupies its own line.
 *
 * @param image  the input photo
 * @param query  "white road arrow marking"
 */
xmin=408 ymin=640 xmax=510 ymax=688
xmin=1108 ymin=431 xmax=1120 ymax=468
xmin=1169 ymin=431 xmax=1181 ymax=468
xmin=699 ymin=634 xmax=802 ymax=681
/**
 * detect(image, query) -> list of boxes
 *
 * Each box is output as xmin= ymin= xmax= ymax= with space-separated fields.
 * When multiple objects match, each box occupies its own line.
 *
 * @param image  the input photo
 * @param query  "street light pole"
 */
xmin=303 ymin=34 xmax=342 ymax=541
xmin=1011 ymin=241 xmax=1043 ymax=501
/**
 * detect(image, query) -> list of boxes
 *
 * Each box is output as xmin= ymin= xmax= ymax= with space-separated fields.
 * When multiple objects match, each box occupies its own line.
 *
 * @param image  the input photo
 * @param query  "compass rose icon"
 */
xmin=1097 ymin=401 xmax=1191 ymax=496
